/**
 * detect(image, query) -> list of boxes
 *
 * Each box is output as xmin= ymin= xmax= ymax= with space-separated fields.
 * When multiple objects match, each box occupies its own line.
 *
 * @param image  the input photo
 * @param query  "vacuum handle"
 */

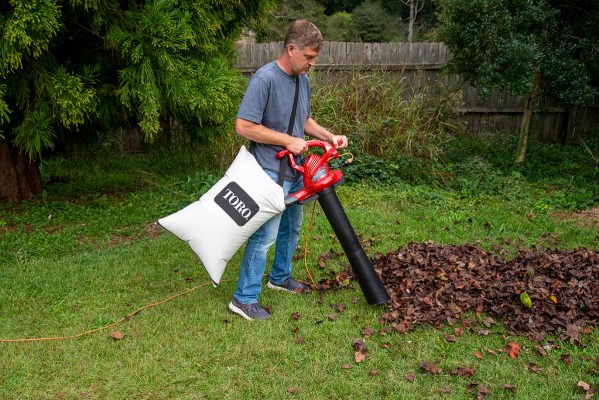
xmin=276 ymin=140 xmax=339 ymax=172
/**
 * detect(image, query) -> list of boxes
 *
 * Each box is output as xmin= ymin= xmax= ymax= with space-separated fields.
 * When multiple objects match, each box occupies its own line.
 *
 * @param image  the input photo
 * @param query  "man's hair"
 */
xmin=283 ymin=20 xmax=323 ymax=51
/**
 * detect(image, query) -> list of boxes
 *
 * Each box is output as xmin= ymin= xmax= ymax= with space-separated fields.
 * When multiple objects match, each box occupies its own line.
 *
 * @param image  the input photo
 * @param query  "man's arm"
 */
xmin=235 ymin=118 xmax=308 ymax=155
xmin=304 ymin=117 xmax=348 ymax=149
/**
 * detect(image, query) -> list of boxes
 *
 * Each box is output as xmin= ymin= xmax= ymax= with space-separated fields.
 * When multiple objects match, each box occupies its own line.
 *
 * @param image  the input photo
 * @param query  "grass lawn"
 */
xmin=1 ymin=139 xmax=598 ymax=399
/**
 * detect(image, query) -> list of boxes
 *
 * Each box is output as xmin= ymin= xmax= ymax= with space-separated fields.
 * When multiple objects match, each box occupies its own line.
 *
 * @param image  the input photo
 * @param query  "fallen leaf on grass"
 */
xmin=331 ymin=301 xmax=346 ymax=313
xmin=419 ymin=361 xmax=442 ymax=375
xmin=506 ymin=342 xmax=520 ymax=359
xmin=361 ymin=327 xmax=375 ymax=337
xmin=354 ymin=350 xmax=368 ymax=363
xmin=473 ymin=351 xmax=484 ymax=360
xmin=527 ymin=363 xmax=542 ymax=373
xmin=535 ymin=345 xmax=548 ymax=356
xmin=352 ymin=338 xmax=368 ymax=363
xmin=439 ymin=386 xmax=452 ymax=394
xmin=287 ymin=387 xmax=298 ymax=395
xmin=444 ymin=333 xmax=457 ymax=343
xmin=290 ymin=312 xmax=301 ymax=320
xmin=467 ymin=382 xmax=491 ymax=400
xmin=578 ymin=381 xmax=595 ymax=400
xmin=342 ymin=364 xmax=351 ymax=369
xmin=109 ymin=331 xmax=124 ymax=340
xmin=560 ymin=354 xmax=572 ymax=364
xmin=405 ymin=372 xmax=416 ymax=382
xmin=369 ymin=370 xmax=379 ymax=376
xmin=501 ymin=384 xmax=517 ymax=392
xmin=295 ymin=337 xmax=304 ymax=344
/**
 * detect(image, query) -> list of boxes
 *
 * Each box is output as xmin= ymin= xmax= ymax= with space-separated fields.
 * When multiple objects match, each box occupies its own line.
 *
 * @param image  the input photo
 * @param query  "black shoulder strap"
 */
xmin=277 ymin=75 xmax=300 ymax=187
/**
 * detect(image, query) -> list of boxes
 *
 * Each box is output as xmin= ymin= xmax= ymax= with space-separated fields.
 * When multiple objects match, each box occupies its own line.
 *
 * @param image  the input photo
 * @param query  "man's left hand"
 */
xmin=331 ymin=135 xmax=348 ymax=149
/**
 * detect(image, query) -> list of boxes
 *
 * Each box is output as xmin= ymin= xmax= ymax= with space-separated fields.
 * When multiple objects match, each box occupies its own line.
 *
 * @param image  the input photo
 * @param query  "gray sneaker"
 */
xmin=267 ymin=277 xmax=311 ymax=294
xmin=228 ymin=297 xmax=271 ymax=321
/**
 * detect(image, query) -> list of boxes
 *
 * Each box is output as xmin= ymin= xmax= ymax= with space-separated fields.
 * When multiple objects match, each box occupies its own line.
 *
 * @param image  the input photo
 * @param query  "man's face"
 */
xmin=289 ymin=45 xmax=319 ymax=75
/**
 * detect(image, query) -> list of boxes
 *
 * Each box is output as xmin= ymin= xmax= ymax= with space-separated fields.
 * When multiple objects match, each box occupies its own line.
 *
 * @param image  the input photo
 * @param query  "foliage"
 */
xmin=0 ymin=0 xmax=273 ymax=159
xmin=253 ymin=0 xmax=328 ymax=42
xmin=352 ymin=0 xmax=396 ymax=42
xmin=325 ymin=11 xmax=358 ymax=41
xmin=255 ymin=0 xmax=437 ymax=43
xmin=310 ymin=69 xmax=465 ymax=162
xmin=436 ymin=0 xmax=599 ymax=105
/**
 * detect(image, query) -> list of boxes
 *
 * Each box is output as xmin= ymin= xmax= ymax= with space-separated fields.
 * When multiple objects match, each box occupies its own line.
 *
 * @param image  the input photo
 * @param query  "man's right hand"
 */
xmin=286 ymin=136 xmax=308 ymax=155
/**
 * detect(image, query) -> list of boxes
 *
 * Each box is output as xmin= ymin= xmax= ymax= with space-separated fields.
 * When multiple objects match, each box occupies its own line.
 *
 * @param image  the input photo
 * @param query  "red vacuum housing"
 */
xmin=276 ymin=140 xmax=344 ymax=207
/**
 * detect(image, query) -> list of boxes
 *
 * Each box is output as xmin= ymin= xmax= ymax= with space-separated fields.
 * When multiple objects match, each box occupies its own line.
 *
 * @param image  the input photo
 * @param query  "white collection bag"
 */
xmin=157 ymin=146 xmax=286 ymax=285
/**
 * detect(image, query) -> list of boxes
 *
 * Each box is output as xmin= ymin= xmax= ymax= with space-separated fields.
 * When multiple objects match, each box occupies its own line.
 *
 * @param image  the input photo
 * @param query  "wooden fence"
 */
xmin=236 ymin=42 xmax=599 ymax=141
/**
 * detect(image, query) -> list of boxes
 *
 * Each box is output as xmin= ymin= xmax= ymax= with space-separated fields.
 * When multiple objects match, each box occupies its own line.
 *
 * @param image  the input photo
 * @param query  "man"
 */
xmin=229 ymin=20 xmax=348 ymax=320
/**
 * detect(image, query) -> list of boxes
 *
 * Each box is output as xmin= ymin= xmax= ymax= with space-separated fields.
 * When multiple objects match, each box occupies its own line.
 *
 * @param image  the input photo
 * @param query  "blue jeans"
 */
xmin=233 ymin=170 xmax=304 ymax=304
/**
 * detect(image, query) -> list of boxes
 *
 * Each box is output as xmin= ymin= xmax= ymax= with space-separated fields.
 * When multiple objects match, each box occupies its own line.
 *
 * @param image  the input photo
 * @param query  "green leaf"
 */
xmin=520 ymin=291 xmax=532 ymax=308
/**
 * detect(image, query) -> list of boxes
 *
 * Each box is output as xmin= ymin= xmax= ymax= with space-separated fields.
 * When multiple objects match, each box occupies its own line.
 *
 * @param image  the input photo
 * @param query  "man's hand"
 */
xmin=286 ymin=136 xmax=308 ymax=155
xmin=331 ymin=135 xmax=348 ymax=149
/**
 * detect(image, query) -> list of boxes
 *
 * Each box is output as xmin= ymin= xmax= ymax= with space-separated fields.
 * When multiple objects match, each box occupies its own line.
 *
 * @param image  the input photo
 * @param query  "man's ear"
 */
xmin=286 ymin=43 xmax=295 ymax=55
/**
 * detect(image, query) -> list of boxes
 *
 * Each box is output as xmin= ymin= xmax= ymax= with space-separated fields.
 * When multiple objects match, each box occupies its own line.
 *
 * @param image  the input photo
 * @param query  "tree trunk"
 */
xmin=0 ymin=139 xmax=43 ymax=202
xmin=408 ymin=0 xmax=415 ymax=43
xmin=515 ymin=72 xmax=541 ymax=163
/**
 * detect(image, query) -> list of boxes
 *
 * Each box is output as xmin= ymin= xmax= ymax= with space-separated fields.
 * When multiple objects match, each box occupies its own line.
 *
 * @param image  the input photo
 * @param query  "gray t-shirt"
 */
xmin=237 ymin=61 xmax=311 ymax=181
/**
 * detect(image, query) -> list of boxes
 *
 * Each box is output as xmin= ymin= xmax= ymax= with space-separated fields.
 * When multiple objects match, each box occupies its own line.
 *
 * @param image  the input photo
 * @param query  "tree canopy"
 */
xmin=0 ymin=0 xmax=272 ymax=201
xmin=0 ymin=0 xmax=272 ymax=160
xmin=437 ymin=0 xmax=599 ymax=161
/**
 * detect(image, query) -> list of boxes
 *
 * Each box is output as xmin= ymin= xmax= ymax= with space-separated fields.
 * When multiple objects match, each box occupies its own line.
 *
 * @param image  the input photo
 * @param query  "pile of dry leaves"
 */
xmin=366 ymin=242 xmax=598 ymax=342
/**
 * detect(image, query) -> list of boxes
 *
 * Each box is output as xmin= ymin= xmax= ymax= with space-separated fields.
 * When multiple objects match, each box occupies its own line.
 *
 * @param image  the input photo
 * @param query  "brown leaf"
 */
xmin=473 ymin=351 xmax=484 ymax=360
xmin=528 ymin=363 xmax=542 ymax=373
xmin=331 ymin=301 xmax=346 ymax=313
xmin=478 ymin=384 xmax=491 ymax=399
xmin=354 ymin=350 xmax=368 ymax=363
xmin=342 ymin=364 xmax=351 ymax=369
xmin=501 ymin=384 xmax=517 ymax=392
xmin=405 ymin=372 xmax=416 ymax=382
xmin=287 ymin=387 xmax=298 ymax=395
xmin=295 ymin=337 xmax=304 ymax=344
xmin=109 ymin=331 xmax=124 ymax=340
xmin=325 ymin=314 xmax=337 ymax=321
xmin=369 ymin=369 xmax=379 ymax=376
xmin=439 ymin=386 xmax=452 ymax=394
xmin=361 ymin=327 xmax=375 ymax=337
xmin=578 ymin=381 xmax=595 ymax=400
xmin=419 ymin=361 xmax=442 ymax=375
xmin=352 ymin=338 xmax=365 ymax=351
xmin=560 ymin=354 xmax=572 ymax=364
xmin=535 ymin=345 xmax=548 ymax=356
xmin=506 ymin=342 xmax=520 ymax=359
xmin=444 ymin=333 xmax=457 ymax=343
xmin=290 ymin=312 xmax=301 ymax=320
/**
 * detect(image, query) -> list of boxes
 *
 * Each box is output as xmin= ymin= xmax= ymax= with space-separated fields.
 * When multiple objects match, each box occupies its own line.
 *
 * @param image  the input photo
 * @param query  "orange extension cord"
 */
xmin=1 ymin=204 xmax=321 ymax=344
